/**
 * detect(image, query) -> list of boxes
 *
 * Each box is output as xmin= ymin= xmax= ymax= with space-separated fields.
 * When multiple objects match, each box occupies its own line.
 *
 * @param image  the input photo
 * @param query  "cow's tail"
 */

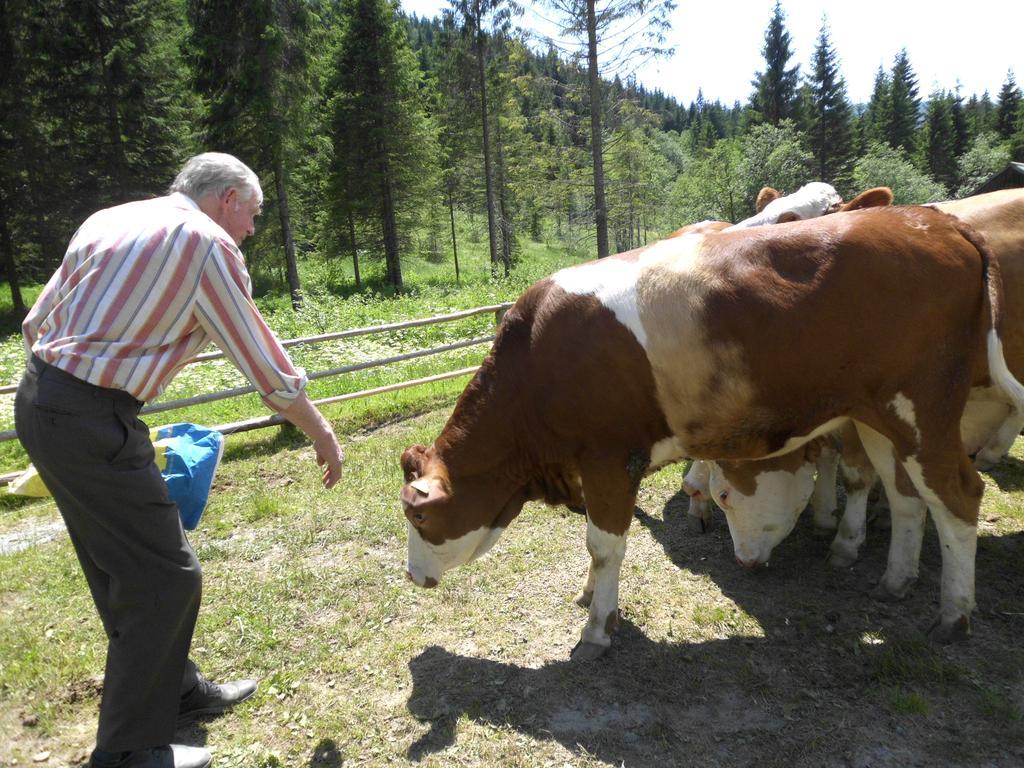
xmin=955 ymin=219 xmax=1024 ymax=462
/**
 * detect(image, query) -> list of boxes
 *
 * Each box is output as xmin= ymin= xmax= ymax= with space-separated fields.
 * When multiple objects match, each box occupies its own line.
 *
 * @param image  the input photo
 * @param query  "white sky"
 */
xmin=400 ymin=0 xmax=1023 ymax=106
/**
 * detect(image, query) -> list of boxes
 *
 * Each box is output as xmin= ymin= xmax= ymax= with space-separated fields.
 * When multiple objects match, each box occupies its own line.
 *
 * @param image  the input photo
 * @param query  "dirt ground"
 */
xmin=400 ymin=460 xmax=1024 ymax=768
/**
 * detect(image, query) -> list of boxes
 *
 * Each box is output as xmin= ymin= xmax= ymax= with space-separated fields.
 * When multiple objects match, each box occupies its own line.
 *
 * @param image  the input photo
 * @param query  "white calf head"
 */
xmin=710 ymin=443 xmax=821 ymax=567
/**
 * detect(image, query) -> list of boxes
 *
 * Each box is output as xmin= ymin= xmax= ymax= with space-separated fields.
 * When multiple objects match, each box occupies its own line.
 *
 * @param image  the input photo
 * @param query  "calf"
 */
xmin=400 ymin=205 xmax=1022 ymax=658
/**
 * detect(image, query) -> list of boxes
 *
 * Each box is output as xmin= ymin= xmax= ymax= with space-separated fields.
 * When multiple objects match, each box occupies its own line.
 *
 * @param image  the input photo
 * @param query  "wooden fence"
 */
xmin=0 ymin=302 xmax=512 ymax=483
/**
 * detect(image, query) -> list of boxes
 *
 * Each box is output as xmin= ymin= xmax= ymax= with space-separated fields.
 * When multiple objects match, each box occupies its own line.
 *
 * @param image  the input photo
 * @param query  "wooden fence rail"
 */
xmin=0 ymin=302 xmax=512 ymax=483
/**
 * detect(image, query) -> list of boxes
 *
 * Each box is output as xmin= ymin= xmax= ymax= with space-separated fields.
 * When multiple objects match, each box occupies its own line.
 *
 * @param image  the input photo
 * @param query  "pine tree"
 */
xmin=995 ymin=70 xmax=1022 ymax=140
xmin=887 ymin=49 xmax=920 ymax=154
xmin=750 ymin=1 xmax=800 ymax=125
xmin=861 ymin=66 xmax=892 ymax=148
xmin=325 ymin=0 xmax=438 ymax=292
xmin=922 ymin=90 xmax=958 ymax=190
xmin=186 ymin=0 xmax=322 ymax=308
xmin=804 ymin=18 xmax=853 ymax=186
xmin=545 ymin=0 xmax=675 ymax=258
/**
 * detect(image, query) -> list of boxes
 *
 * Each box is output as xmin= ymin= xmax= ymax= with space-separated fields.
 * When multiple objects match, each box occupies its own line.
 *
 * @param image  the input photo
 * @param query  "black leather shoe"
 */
xmin=90 ymin=744 xmax=211 ymax=768
xmin=178 ymin=674 xmax=258 ymax=722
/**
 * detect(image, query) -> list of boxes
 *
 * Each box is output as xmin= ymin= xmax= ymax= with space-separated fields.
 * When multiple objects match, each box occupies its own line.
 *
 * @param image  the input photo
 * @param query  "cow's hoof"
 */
xmin=686 ymin=513 xmax=710 ymax=534
xmin=574 ymin=590 xmax=593 ymax=608
xmin=927 ymin=615 xmax=971 ymax=644
xmin=567 ymin=504 xmax=588 ymax=516
xmin=570 ymin=640 xmax=609 ymax=662
xmin=826 ymin=547 xmax=857 ymax=569
xmin=870 ymin=578 xmax=915 ymax=602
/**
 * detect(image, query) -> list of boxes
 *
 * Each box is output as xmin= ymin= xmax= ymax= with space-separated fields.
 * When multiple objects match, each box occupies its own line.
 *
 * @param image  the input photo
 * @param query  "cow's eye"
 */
xmin=718 ymin=490 xmax=729 ymax=503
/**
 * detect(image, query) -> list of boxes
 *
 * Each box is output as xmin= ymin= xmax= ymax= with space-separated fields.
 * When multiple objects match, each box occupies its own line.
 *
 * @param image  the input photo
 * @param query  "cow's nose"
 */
xmin=405 ymin=570 xmax=438 ymax=588
xmin=735 ymin=555 xmax=765 ymax=570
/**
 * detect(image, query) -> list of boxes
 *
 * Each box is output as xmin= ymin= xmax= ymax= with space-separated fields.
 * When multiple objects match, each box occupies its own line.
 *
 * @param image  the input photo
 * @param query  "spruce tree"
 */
xmin=922 ymin=90 xmax=958 ymax=190
xmin=887 ymin=49 xmax=920 ymax=154
xmin=805 ymin=19 xmax=853 ymax=187
xmin=186 ymin=0 xmax=322 ymax=308
xmin=750 ymin=1 xmax=800 ymax=126
xmin=995 ymin=70 xmax=1022 ymax=140
xmin=325 ymin=0 xmax=437 ymax=292
xmin=861 ymin=66 xmax=892 ymax=147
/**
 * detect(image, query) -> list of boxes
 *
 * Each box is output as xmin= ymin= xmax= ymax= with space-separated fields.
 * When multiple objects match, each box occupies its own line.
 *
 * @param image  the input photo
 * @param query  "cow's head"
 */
xmin=400 ymin=443 xmax=527 ymax=588
xmin=709 ymin=442 xmax=823 ymax=567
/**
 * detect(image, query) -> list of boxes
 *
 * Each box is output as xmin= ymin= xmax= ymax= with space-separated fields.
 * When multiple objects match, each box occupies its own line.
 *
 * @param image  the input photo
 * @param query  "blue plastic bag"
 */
xmin=9 ymin=422 xmax=224 ymax=531
xmin=151 ymin=423 xmax=225 ymax=530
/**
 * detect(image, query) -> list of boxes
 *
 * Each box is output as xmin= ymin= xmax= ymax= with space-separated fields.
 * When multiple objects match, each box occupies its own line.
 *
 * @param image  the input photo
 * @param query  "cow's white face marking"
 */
xmin=712 ymin=463 xmax=817 ymax=566
xmin=406 ymin=522 xmax=505 ymax=587
xmin=726 ymin=182 xmax=840 ymax=229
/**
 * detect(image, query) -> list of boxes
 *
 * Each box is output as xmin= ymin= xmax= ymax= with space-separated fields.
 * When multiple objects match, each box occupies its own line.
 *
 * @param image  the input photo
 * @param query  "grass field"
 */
xmin=2 ymin=406 xmax=1024 ymax=767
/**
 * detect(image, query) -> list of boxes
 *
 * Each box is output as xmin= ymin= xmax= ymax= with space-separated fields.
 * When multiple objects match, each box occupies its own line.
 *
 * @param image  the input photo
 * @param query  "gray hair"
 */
xmin=170 ymin=152 xmax=263 ymax=204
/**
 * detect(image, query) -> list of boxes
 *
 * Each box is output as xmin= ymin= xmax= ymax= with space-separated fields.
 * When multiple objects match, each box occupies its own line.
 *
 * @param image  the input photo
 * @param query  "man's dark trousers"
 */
xmin=15 ymin=356 xmax=202 ymax=752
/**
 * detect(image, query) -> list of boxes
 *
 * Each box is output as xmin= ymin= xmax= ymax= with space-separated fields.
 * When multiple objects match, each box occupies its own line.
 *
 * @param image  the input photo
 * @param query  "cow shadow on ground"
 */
xmin=983 ymin=454 xmax=1024 ymax=491
xmin=636 ymin=487 xmax=1024 ymax=645
xmin=406 ymin=620 xmax=788 ymax=767
xmin=405 ymin=495 xmax=1024 ymax=766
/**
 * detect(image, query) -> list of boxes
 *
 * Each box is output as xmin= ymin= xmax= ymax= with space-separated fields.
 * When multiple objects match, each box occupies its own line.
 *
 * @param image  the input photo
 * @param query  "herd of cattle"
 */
xmin=399 ymin=181 xmax=1024 ymax=661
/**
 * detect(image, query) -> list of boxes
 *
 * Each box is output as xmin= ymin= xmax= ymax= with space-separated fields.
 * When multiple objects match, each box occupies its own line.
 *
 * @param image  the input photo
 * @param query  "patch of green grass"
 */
xmin=888 ymin=688 xmax=929 ymax=715
xmin=977 ymin=687 xmax=1023 ymax=724
xmin=873 ymin=639 xmax=962 ymax=687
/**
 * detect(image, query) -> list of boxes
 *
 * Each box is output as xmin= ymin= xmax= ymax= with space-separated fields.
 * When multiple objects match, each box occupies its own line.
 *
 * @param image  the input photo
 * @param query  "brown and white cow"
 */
xmin=680 ymin=184 xmax=894 ymax=532
xmin=707 ymin=189 xmax=1024 ymax=577
xmin=400 ymin=204 xmax=1024 ymax=658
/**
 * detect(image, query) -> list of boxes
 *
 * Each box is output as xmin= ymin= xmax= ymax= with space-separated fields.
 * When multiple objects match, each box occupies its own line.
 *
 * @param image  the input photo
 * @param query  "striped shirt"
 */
xmin=23 ymin=193 xmax=307 ymax=410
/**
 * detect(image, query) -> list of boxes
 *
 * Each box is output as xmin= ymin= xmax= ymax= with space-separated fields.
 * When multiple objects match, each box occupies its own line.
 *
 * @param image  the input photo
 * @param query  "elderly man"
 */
xmin=15 ymin=153 xmax=345 ymax=768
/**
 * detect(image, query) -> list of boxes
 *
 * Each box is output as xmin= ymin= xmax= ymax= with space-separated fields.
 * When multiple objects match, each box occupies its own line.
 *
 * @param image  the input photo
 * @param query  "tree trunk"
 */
xmin=473 ymin=0 xmax=500 ymax=277
xmin=585 ymin=0 xmax=610 ymax=258
xmin=348 ymin=210 xmax=361 ymax=290
xmin=0 ymin=192 xmax=26 ymax=316
xmin=273 ymin=153 xmax=302 ymax=309
xmin=447 ymin=184 xmax=460 ymax=285
xmin=493 ymin=109 xmax=512 ymax=276
xmin=379 ymin=151 xmax=403 ymax=292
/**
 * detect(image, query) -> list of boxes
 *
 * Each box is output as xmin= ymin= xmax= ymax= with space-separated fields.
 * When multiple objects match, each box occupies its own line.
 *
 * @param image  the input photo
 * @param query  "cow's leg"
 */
xmin=682 ymin=460 xmax=714 ymax=533
xmin=899 ymin=450 xmax=981 ymax=643
xmin=828 ymin=441 xmax=879 ymax=568
xmin=572 ymin=463 xmax=636 ymax=661
xmin=974 ymin=407 xmax=1024 ymax=469
xmin=852 ymin=422 xmax=926 ymax=601
xmin=810 ymin=443 xmax=839 ymax=535
xmin=575 ymin=560 xmax=596 ymax=608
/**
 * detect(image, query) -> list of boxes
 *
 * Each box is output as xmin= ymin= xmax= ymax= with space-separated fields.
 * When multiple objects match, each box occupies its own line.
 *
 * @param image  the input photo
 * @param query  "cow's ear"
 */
xmin=400 ymin=477 xmax=450 ymax=510
xmin=840 ymin=187 xmax=893 ymax=212
xmin=776 ymin=211 xmax=801 ymax=224
xmin=401 ymin=444 xmax=428 ymax=481
xmin=755 ymin=187 xmax=781 ymax=213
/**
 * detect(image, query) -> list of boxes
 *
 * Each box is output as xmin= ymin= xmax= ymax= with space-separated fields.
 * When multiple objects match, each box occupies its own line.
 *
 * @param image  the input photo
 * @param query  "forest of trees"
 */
xmin=2 ymin=0 xmax=1022 ymax=311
